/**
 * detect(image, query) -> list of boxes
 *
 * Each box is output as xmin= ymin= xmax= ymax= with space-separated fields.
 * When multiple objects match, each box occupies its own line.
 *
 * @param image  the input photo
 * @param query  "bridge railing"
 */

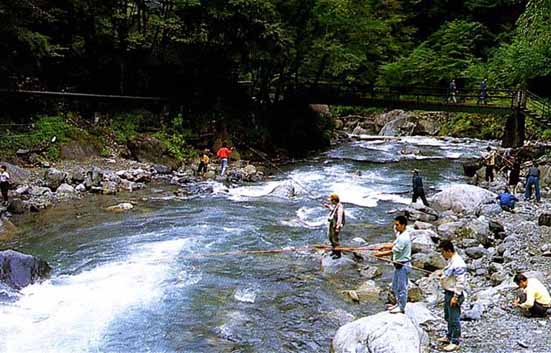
xmin=525 ymin=90 xmax=551 ymax=121
xmin=294 ymin=81 xmax=515 ymax=108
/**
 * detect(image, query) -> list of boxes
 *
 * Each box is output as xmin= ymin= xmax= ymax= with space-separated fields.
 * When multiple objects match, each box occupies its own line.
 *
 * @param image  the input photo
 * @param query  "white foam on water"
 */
xmin=296 ymin=206 xmax=326 ymax=227
xmin=226 ymin=180 xmax=287 ymax=201
xmin=0 ymin=238 xmax=191 ymax=353
xmin=376 ymin=192 xmax=412 ymax=205
xmin=329 ymin=183 xmax=378 ymax=208
xmin=234 ymin=287 xmax=257 ymax=303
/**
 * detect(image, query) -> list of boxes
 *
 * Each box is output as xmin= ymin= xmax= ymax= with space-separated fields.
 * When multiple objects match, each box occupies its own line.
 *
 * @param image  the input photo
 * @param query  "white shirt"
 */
xmin=0 ymin=171 xmax=9 ymax=183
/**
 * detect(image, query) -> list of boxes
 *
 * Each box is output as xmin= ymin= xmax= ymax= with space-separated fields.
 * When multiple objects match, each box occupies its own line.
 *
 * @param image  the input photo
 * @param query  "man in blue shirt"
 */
xmin=497 ymin=187 xmax=518 ymax=212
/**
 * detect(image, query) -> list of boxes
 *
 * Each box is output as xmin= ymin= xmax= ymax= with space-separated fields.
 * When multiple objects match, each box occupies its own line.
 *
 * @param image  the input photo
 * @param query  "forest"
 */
xmin=1 ymin=0 xmax=550 ymax=152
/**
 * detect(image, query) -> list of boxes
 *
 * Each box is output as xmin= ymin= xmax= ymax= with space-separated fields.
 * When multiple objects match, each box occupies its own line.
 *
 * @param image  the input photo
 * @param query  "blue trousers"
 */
xmin=220 ymin=158 xmax=228 ymax=176
xmin=525 ymin=176 xmax=541 ymax=202
xmin=392 ymin=262 xmax=410 ymax=311
xmin=444 ymin=290 xmax=464 ymax=344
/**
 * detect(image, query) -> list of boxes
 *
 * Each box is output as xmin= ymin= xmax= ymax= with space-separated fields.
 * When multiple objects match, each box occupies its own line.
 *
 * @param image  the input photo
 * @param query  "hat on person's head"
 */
xmin=412 ymin=169 xmax=419 ymax=174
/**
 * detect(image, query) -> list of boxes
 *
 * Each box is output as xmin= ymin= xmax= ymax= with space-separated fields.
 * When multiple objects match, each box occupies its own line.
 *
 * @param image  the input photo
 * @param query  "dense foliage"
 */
xmin=1 ymin=0 xmax=550 ymax=153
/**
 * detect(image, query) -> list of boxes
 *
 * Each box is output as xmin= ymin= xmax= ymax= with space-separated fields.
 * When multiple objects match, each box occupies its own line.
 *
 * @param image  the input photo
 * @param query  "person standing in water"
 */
xmin=324 ymin=193 xmax=345 ymax=259
xmin=412 ymin=169 xmax=430 ymax=207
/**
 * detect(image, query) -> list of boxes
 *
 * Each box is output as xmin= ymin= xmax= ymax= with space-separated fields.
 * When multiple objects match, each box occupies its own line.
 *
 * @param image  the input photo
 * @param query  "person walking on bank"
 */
xmin=483 ymin=147 xmax=496 ymax=182
xmin=477 ymin=79 xmax=488 ymax=105
xmin=525 ymin=162 xmax=541 ymax=202
xmin=497 ymin=187 xmax=519 ymax=212
xmin=197 ymin=149 xmax=210 ymax=176
xmin=216 ymin=144 xmax=232 ymax=176
xmin=324 ymin=193 xmax=345 ymax=259
xmin=374 ymin=215 xmax=411 ymax=314
xmin=0 ymin=165 xmax=10 ymax=205
xmin=412 ymin=169 xmax=430 ymax=207
xmin=448 ymin=80 xmax=458 ymax=104
xmin=512 ymin=273 xmax=551 ymax=318
xmin=437 ymin=240 xmax=467 ymax=352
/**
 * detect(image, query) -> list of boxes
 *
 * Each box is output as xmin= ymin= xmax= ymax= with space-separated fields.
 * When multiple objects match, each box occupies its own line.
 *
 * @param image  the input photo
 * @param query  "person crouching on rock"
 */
xmin=197 ymin=149 xmax=210 ymax=176
xmin=512 ymin=273 xmax=551 ymax=318
xmin=437 ymin=240 xmax=467 ymax=352
xmin=324 ymin=193 xmax=345 ymax=259
xmin=374 ymin=215 xmax=411 ymax=314
xmin=0 ymin=165 xmax=10 ymax=205
xmin=497 ymin=187 xmax=518 ymax=212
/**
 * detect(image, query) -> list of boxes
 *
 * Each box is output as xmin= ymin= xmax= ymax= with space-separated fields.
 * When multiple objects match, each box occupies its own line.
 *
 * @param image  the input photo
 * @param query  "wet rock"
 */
xmin=0 ymin=249 xmax=51 ymax=289
xmin=151 ymin=164 xmax=172 ymax=175
xmin=106 ymin=202 xmax=134 ymax=212
xmin=359 ymin=265 xmax=382 ymax=279
xmin=430 ymin=184 xmax=497 ymax=214
xmin=44 ymin=168 xmax=67 ymax=191
xmin=321 ymin=253 xmax=357 ymax=274
xmin=346 ymin=280 xmax=381 ymax=302
xmin=269 ymin=181 xmax=296 ymax=198
xmin=332 ymin=307 xmax=429 ymax=353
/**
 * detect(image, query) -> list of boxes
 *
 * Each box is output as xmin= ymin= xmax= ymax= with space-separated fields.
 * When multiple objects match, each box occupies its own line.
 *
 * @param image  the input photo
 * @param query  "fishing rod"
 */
xmin=196 ymin=243 xmax=435 ymax=275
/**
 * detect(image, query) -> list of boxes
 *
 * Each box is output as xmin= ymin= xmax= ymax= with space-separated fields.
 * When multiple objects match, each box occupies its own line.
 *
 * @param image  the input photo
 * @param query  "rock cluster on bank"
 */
xmin=329 ymin=182 xmax=551 ymax=353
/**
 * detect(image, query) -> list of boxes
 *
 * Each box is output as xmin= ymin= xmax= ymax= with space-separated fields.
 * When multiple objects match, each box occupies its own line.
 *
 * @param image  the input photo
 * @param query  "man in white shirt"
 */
xmin=437 ymin=240 xmax=467 ymax=352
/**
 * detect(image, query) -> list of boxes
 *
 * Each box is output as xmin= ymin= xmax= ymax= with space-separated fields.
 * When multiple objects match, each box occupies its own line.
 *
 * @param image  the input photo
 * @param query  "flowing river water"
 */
xmin=0 ymin=137 xmax=489 ymax=353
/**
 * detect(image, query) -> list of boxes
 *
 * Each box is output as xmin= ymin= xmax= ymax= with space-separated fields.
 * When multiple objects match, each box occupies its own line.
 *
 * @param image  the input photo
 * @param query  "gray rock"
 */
xmin=44 ymin=168 xmax=67 ymax=191
xmin=409 ymin=229 xmax=437 ymax=254
xmin=101 ymin=181 xmax=118 ymax=195
xmin=413 ymin=221 xmax=434 ymax=231
xmin=75 ymin=184 xmax=86 ymax=192
xmin=56 ymin=183 xmax=75 ymax=194
xmin=538 ymin=213 xmax=551 ymax=226
xmin=0 ymin=249 xmax=51 ymax=289
xmin=430 ymin=184 xmax=497 ymax=214
xmin=0 ymin=162 xmax=30 ymax=186
xmin=332 ymin=309 xmax=428 ymax=353
xmin=321 ymin=254 xmax=357 ymax=275
xmin=465 ymin=246 xmax=488 ymax=259
xmin=152 ymin=164 xmax=172 ymax=174
xmin=359 ymin=265 xmax=382 ymax=279
xmin=411 ymin=251 xmax=446 ymax=271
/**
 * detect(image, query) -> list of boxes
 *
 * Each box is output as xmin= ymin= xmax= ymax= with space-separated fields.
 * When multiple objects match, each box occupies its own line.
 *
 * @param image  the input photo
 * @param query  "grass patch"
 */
xmin=439 ymin=113 xmax=505 ymax=139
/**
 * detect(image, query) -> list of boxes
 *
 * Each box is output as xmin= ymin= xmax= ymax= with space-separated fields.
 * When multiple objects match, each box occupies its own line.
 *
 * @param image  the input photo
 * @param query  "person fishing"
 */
xmin=324 ymin=193 xmax=345 ymax=259
xmin=412 ymin=169 xmax=430 ymax=207
xmin=374 ymin=215 xmax=412 ymax=314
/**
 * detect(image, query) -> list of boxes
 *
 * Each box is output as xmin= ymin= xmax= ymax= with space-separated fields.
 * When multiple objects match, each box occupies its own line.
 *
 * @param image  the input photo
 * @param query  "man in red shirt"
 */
xmin=216 ymin=145 xmax=232 ymax=176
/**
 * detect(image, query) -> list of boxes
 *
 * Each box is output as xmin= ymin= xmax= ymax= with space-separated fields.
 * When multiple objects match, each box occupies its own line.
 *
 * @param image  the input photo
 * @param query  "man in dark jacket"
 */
xmin=525 ymin=162 xmax=541 ymax=202
xmin=412 ymin=169 xmax=430 ymax=207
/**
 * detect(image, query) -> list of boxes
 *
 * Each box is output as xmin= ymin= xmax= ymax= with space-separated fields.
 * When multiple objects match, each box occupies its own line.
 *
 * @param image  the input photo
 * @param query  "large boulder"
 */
xmin=44 ymin=168 xmax=67 ymax=191
xmin=0 ymin=250 xmax=51 ymax=289
xmin=332 ymin=304 xmax=430 ymax=353
xmin=59 ymin=140 xmax=100 ymax=160
xmin=127 ymin=136 xmax=180 ymax=169
xmin=430 ymin=184 xmax=497 ymax=214
xmin=268 ymin=181 xmax=296 ymax=198
xmin=0 ymin=162 xmax=30 ymax=186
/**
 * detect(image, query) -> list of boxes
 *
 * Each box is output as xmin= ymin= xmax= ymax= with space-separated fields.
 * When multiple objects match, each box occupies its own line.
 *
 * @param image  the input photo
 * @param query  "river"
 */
xmin=0 ymin=136 xmax=488 ymax=353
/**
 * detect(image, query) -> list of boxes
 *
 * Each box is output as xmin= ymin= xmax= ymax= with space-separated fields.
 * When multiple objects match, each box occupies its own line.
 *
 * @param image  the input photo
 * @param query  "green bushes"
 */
xmin=439 ymin=113 xmax=505 ymax=139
